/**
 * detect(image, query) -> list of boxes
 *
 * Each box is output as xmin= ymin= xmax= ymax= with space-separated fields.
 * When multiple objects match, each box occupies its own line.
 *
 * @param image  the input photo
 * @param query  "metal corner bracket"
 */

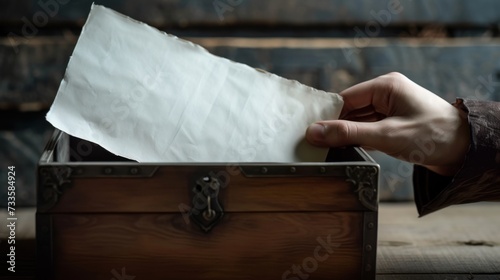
xmin=38 ymin=166 xmax=73 ymax=212
xmin=345 ymin=165 xmax=378 ymax=212
xmin=361 ymin=211 xmax=378 ymax=280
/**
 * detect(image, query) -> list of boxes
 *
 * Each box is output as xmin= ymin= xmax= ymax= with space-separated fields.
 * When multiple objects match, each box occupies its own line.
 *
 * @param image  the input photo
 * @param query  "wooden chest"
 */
xmin=37 ymin=129 xmax=379 ymax=280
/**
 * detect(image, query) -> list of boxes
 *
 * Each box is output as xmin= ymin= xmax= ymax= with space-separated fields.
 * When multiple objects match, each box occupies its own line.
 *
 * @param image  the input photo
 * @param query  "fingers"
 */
xmin=342 ymin=105 xmax=386 ymax=122
xmin=339 ymin=81 xmax=379 ymax=117
xmin=340 ymin=72 xmax=407 ymax=117
xmin=306 ymin=120 xmax=389 ymax=151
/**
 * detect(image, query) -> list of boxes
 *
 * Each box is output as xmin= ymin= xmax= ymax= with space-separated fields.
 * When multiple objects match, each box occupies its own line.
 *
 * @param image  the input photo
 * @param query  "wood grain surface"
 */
xmin=378 ymin=202 xmax=500 ymax=275
xmin=46 ymin=165 xmax=364 ymax=213
xmin=2 ymin=37 xmax=500 ymax=107
xmin=3 ymin=203 xmax=500 ymax=279
xmin=50 ymin=212 xmax=363 ymax=279
xmin=2 ymin=0 xmax=500 ymax=27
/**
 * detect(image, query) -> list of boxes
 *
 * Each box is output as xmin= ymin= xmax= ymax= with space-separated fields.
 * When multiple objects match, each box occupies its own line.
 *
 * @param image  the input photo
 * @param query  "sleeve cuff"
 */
xmin=413 ymin=98 xmax=500 ymax=216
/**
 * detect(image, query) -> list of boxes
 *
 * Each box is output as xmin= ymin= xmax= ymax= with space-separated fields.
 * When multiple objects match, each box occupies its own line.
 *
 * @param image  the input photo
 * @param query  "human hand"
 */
xmin=306 ymin=72 xmax=471 ymax=176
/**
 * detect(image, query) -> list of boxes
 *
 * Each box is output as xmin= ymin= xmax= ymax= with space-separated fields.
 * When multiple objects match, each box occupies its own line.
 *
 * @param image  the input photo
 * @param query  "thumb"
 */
xmin=306 ymin=120 xmax=385 ymax=149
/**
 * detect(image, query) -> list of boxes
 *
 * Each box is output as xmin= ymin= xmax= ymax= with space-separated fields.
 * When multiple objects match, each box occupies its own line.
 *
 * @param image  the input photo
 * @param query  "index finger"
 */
xmin=339 ymin=73 xmax=398 ymax=118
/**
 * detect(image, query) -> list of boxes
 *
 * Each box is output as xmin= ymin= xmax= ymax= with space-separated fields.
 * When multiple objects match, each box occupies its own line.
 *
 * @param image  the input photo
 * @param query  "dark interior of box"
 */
xmin=65 ymin=135 xmax=369 ymax=163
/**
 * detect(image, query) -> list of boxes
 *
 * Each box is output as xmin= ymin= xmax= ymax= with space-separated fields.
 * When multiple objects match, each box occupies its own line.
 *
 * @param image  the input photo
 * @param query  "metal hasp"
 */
xmin=345 ymin=166 xmax=378 ymax=212
xmin=190 ymin=174 xmax=225 ymax=232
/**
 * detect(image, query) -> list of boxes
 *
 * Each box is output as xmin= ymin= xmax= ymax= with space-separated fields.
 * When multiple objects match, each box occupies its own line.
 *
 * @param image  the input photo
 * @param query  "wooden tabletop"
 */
xmin=378 ymin=202 xmax=500 ymax=280
xmin=2 ymin=202 xmax=500 ymax=279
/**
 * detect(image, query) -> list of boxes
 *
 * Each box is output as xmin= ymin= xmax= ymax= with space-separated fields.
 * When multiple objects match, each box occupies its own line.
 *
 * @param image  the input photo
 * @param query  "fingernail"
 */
xmin=308 ymin=123 xmax=326 ymax=142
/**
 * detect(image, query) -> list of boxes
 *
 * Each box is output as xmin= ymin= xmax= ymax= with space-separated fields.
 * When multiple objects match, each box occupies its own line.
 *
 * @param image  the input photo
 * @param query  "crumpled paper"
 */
xmin=46 ymin=4 xmax=343 ymax=162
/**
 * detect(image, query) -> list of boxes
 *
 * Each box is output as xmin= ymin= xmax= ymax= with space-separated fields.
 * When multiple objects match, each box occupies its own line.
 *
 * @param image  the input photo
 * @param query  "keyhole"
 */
xmin=203 ymin=209 xmax=216 ymax=221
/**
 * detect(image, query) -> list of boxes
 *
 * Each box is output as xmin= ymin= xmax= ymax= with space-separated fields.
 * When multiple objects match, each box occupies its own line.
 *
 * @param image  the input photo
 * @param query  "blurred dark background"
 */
xmin=1 ymin=0 xmax=500 ymax=207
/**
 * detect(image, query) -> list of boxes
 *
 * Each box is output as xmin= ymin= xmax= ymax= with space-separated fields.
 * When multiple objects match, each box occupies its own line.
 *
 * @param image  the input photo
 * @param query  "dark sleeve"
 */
xmin=413 ymin=98 xmax=500 ymax=217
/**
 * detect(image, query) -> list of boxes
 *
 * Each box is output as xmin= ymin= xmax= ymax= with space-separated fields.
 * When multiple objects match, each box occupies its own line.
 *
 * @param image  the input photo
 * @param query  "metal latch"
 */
xmin=190 ymin=175 xmax=224 ymax=232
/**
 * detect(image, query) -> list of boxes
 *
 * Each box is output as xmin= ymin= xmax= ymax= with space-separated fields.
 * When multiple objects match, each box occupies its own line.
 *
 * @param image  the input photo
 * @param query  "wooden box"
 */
xmin=37 ymin=129 xmax=379 ymax=280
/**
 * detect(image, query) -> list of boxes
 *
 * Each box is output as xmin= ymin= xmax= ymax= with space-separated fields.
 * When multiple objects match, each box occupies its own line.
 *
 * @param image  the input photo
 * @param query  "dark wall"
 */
xmin=2 ymin=0 xmax=500 ymax=206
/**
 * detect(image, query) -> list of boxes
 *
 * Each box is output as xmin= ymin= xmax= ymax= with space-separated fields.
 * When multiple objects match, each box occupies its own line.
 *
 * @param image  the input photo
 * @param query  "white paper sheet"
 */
xmin=46 ymin=4 xmax=343 ymax=162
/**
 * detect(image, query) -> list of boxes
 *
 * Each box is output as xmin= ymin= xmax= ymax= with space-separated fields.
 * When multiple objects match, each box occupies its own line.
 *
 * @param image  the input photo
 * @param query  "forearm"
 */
xmin=413 ymin=98 xmax=500 ymax=216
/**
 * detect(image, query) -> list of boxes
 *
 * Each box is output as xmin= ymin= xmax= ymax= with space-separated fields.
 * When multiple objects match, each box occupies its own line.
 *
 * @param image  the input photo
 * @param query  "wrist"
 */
xmin=427 ymin=102 xmax=471 ymax=177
